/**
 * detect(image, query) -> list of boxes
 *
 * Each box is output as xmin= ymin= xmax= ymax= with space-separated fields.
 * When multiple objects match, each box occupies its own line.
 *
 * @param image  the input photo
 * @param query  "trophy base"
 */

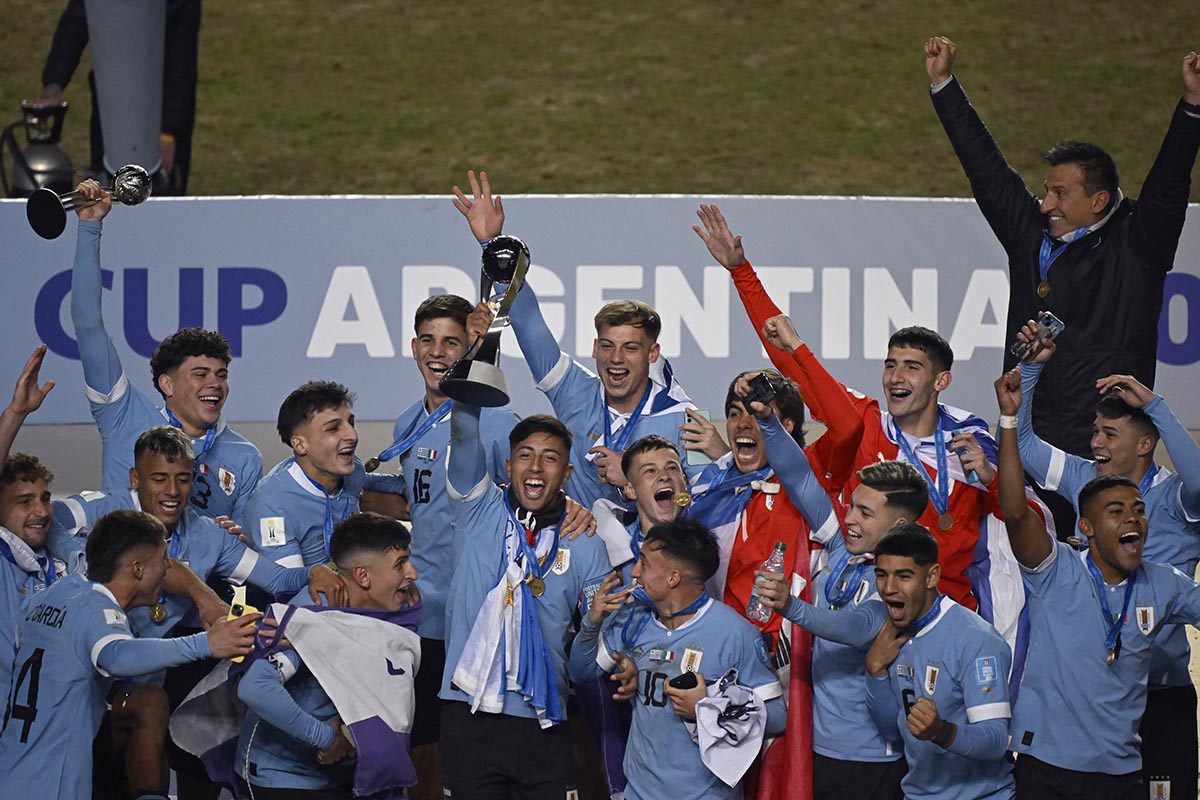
xmin=27 ymin=188 xmax=68 ymax=240
xmin=439 ymin=359 xmax=510 ymax=408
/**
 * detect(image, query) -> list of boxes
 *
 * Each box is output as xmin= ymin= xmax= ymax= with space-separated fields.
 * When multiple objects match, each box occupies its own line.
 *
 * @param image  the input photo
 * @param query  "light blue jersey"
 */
xmin=0 ymin=529 xmax=68 ymax=700
xmin=569 ymin=596 xmax=785 ymax=800
xmin=244 ymin=457 xmax=401 ymax=569
xmin=1018 ymin=363 xmax=1200 ymax=688
xmin=0 ymin=574 xmax=210 ymax=799
xmin=236 ymin=586 xmax=352 ymax=791
xmin=52 ymin=489 xmax=309 ymax=638
xmin=507 ymin=284 xmax=698 ymax=507
xmin=866 ymin=596 xmax=1014 ymax=800
xmin=71 ymin=221 xmax=263 ymax=523
xmin=392 ymin=399 xmax=518 ymax=639
xmin=1013 ymin=541 xmax=1200 ymax=774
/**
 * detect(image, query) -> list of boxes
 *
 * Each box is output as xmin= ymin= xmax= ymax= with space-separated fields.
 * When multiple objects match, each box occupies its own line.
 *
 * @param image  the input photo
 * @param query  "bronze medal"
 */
xmin=937 ymin=513 xmax=954 ymax=531
xmin=673 ymin=492 xmax=692 ymax=508
xmin=1037 ymin=280 xmax=1050 ymax=298
xmin=364 ymin=457 xmax=381 ymax=473
xmin=527 ymin=576 xmax=546 ymax=597
xmin=1106 ymin=634 xmax=1121 ymax=666
xmin=1066 ymin=535 xmax=1085 ymax=549
xmin=150 ymin=603 xmax=167 ymax=624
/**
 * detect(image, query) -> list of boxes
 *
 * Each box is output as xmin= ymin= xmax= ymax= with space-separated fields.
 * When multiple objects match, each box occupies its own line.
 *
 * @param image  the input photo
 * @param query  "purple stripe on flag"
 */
xmin=347 ymin=715 xmax=416 ymax=795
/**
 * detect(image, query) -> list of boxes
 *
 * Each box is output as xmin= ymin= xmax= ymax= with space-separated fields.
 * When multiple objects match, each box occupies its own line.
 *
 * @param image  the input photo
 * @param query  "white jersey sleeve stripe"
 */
xmin=753 ymin=681 xmax=784 ymax=702
xmin=596 ymin=636 xmax=618 ymax=673
xmin=1042 ymin=446 xmax=1067 ymax=492
xmin=533 ymin=352 xmax=572 ymax=393
xmin=447 ymin=471 xmax=490 ymax=504
xmin=276 ymin=553 xmax=305 ymax=569
xmin=228 ymin=549 xmax=258 ymax=584
xmin=966 ymin=701 xmax=1012 ymax=723
xmin=83 ymin=371 xmax=130 ymax=406
xmin=91 ymin=632 xmax=134 ymax=677
xmin=62 ymin=497 xmax=88 ymax=531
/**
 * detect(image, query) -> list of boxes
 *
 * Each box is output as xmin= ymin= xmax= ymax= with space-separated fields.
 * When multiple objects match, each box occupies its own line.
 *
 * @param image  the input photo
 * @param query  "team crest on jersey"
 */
xmin=681 ymin=647 xmax=704 ymax=674
xmin=551 ymin=548 xmax=570 ymax=575
xmin=924 ymin=665 xmax=939 ymax=695
xmin=218 ymin=467 xmax=236 ymax=496
xmin=1136 ymin=606 xmax=1156 ymax=636
xmin=415 ymin=447 xmax=439 ymax=462
xmin=260 ymin=517 xmax=287 ymax=547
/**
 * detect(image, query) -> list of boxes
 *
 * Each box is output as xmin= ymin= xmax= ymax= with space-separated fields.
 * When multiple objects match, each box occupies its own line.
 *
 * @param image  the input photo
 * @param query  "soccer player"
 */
xmin=236 ymin=512 xmax=420 ymax=799
xmin=569 ymin=517 xmax=786 ymax=799
xmin=755 ymin=459 xmax=928 ymax=800
xmin=68 ymin=179 xmax=262 ymax=522
xmin=245 ymin=381 xmax=405 ymax=570
xmin=0 ymin=509 xmax=258 ymax=800
xmin=995 ymin=367 xmax=1200 ymax=799
xmin=452 ymin=170 xmax=714 ymax=506
xmin=441 ymin=339 xmax=612 ymax=798
xmin=1011 ymin=330 xmax=1200 ymax=796
xmin=864 ymin=524 xmax=1015 ymax=800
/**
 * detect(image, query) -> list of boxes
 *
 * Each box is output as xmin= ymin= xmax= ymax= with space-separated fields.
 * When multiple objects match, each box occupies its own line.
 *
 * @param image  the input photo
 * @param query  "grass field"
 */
xmin=2 ymin=1 xmax=1197 ymax=199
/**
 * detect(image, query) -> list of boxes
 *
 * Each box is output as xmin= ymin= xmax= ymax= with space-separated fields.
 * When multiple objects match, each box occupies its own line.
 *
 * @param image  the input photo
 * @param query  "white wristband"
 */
xmin=998 ymin=415 xmax=1018 ymax=429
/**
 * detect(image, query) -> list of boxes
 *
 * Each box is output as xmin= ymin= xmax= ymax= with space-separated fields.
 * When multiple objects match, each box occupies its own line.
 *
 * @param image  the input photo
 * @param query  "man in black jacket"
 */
xmin=925 ymin=36 xmax=1200 ymax=536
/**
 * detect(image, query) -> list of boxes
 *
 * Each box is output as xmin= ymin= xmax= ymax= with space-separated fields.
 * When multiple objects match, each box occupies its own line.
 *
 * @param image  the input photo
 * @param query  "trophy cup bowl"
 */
xmin=438 ymin=235 xmax=531 ymax=407
xmin=27 ymin=163 xmax=153 ymax=240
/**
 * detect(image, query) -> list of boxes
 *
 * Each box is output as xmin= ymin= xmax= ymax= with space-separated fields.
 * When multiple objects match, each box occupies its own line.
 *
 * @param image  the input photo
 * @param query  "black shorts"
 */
xmin=812 ymin=752 xmax=905 ymax=800
xmin=440 ymin=701 xmax=575 ymax=800
xmin=1014 ymin=754 xmax=1142 ymax=800
xmin=411 ymin=637 xmax=447 ymax=747
xmin=1140 ymin=682 xmax=1198 ymax=799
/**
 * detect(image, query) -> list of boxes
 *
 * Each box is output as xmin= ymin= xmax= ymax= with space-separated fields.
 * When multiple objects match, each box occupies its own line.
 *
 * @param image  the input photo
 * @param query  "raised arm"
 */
xmin=69 ymin=180 xmax=126 ymax=395
xmin=0 ymin=346 xmax=55 ymax=465
xmin=994 ymin=369 xmax=1054 ymax=567
xmin=757 ymin=408 xmax=837 ymax=539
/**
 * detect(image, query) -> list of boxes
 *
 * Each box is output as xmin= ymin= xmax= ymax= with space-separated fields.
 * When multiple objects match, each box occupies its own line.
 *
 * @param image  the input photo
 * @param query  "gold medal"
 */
xmin=364 ymin=457 xmax=381 ymax=473
xmin=673 ymin=492 xmax=692 ymax=508
xmin=938 ymin=513 xmax=954 ymax=531
xmin=150 ymin=603 xmax=167 ymax=624
xmin=527 ymin=577 xmax=546 ymax=597
xmin=1037 ymin=280 xmax=1050 ymax=298
xmin=1106 ymin=635 xmax=1121 ymax=666
xmin=1066 ymin=535 xmax=1085 ymax=549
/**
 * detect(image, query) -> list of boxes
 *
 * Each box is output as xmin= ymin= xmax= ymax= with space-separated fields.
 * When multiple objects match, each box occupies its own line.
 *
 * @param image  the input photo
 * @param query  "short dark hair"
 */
xmin=1 ymin=453 xmax=54 ymax=490
xmin=875 ymin=522 xmax=939 ymax=567
xmin=724 ymin=369 xmax=806 ymax=448
xmin=1078 ymin=474 xmax=1139 ymax=520
xmin=86 ymin=509 xmax=168 ymax=583
xmin=857 ymin=461 xmax=929 ymax=521
xmin=594 ymin=300 xmax=661 ymax=341
xmin=643 ymin=517 xmax=720 ymax=582
xmin=329 ymin=512 xmax=412 ymax=568
xmin=1096 ymin=395 xmax=1159 ymax=442
xmin=509 ymin=414 xmax=572 ymax=454
xmin=1044 ymin=140 xmax=1120 ymax=211
xmin=414 ymin=294 xmax=473 ymax=334
xmin=888 ymin=326 xmax=954 ymax=373
xmin=621 ymin=434 xmax=680 ymax=478
xmin=134 ymin=426 xmax=194 ymax=465
xmin=150 ymin=328 xmax=232 ymax=399
xmin=277 ymin=381 xmax=355 ymax=445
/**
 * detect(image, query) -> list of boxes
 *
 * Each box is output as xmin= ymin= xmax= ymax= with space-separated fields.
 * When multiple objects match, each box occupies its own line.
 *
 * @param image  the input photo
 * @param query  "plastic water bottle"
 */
xmin=746 ymin=542 xmax=787 ymax=623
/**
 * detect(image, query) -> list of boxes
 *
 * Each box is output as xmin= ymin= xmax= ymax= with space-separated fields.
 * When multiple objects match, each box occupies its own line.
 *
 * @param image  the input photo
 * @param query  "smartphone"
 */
xmin=1009 ymin=311 xmax=1065 ymax=362
xmin=741 ymin=372 xmax=777 ymax=413
xmin=227 ymin=585 xmax=259 ymax=664
xmin=668 ymin=670 xmax=699 ymax=690
xmin=686 ymin=409 xmax=713 ymax=467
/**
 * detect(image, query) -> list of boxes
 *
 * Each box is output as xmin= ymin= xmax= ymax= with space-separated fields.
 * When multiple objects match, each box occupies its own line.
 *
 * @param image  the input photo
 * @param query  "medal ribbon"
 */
xmin=890 ymin=417 xmax=949 ymax=517
xmin=906 ymin=595 xmax=944 ymax=635
xmin=603 ymin=383 xmax=653 ymax=453
xmin=162 ymin=407 xmax=217 ymax=458
xmin=372 ymin=399 xmax=453 ymax=467
xmin=622 ymin=589 xmax=709 ymax=649
xmin=0 ymin=538 xmax=57 ymax=588
xmin=1086 ymin=555 xmax=1136 ymax=658
xmin=502 ymin=492 xmax=561 ymax=588
xmin=824 ymin=549 xmax=868 ymax=608
xmin=1137 ymin=465 xmax=1158 ymax=498
xmin=1038 ymin=227 xmax=1091 ymax=283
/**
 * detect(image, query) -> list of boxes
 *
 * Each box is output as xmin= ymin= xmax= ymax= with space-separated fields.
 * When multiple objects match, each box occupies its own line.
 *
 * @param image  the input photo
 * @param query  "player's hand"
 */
xmin=679 ymin=408 xmax=729 ymax=459
xmin=865 ymin=622 xmax=911 ymax=677
xmin=308 ymin=565 xmax=347 ymax=606
xmin=7 ymin=345 xmax=55 ymax=417
xmin=752 ymin=570 xmax=790 ymax=611
xmin=993 ymin=368 xmax=1023 ymax=417
xmin=452 ymin=169 xmax=505 ymax=242
xmin=317 ymin=717 xmax=356 ymax=765
xmin=588 ymin=445 xmax=627 ymax=487
xmin=561 ymin=496 xmax=597 ymax=540
xmin=949 ymin=431 xmax=994 ymax=485
xmin=206 ymin=612 xmax=261 ymax=659
xmin=692 ymin=204 xmax=746 ymax=271
xmin=194 ymin=591 xmax=231 ymax=632
xmin=73 ymin=178 xmax=112 ymax=221
xmin=611 ymin=652 xmax=639 ymax=701
xmin=664 ymin=671 xmax=708 ymax=721
xmin=256 ymin=614 xmax=290 ymax=651
xmin=1182 ymin=51 xmax=1200 ymax=105
xmin=908 ymin=697 xmax=955 ymax=747
xmin=1094 ymin=374 xmax=1156 ymax=408
xmin=466 ymin=301 xmax=495 ymax=344
xmin=214 ymin=515 xmax=246 ymax=543
xmin=587 ymin=572 xmax=632 ymax=625
xmin=1016 ymin=319 xmax=1056 ymax=364
xmin=762 ymin=314 xmax=803 ymax=353
xmin=924 ymin=36 xmax=957 ymax=85
xmin=733 ymin=375 xmax=773 ymax=420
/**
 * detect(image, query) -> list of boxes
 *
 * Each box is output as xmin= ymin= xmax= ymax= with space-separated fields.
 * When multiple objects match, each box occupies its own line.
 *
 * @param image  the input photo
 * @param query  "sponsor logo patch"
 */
xmin=975 ymin=656 xmax=998 ymax=684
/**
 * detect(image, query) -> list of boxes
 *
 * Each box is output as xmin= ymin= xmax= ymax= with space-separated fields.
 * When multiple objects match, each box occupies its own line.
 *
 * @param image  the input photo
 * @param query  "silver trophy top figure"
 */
xmin=26 ymin=164 xmax=153 ymax=240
